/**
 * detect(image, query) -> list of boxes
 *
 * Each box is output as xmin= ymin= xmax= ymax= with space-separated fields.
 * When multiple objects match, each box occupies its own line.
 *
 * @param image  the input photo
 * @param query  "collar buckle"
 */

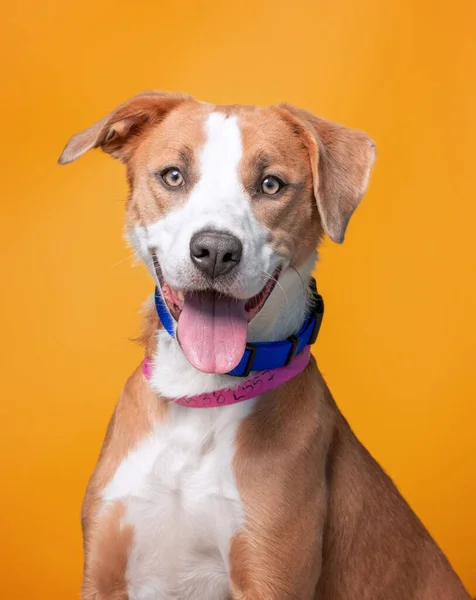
xmin=284 ymin=335 xmax=299 ymax=366
xmin=240 ymin=343 xmax=257 ymax=378
xmin=309 ymin=294 xmax=324 ymax=345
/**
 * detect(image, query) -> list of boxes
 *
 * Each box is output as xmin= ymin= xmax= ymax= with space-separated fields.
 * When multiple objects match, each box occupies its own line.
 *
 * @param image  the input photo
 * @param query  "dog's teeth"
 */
xmin=177 ymin=290 xmax=184 ymax=302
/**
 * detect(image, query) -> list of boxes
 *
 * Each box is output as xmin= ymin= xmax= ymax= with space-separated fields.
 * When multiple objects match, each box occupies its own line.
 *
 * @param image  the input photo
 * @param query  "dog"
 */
xmin=59 ymin=91 xmax=471 ymax=600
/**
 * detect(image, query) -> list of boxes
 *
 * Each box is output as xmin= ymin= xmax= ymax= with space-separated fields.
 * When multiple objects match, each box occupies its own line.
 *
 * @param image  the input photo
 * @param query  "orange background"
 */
xmin=1 ymin=0 xmax=475 ymax=597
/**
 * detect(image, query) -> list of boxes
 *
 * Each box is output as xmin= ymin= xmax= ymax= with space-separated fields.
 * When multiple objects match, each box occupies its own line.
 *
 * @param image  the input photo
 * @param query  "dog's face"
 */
xmin=60 ymin=92 xmax=375 ymax=374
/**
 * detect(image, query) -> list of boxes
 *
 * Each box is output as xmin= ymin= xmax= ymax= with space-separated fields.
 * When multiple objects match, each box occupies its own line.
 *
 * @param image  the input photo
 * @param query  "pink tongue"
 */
xmin=177 ymin=291 xmax=248 ymax=374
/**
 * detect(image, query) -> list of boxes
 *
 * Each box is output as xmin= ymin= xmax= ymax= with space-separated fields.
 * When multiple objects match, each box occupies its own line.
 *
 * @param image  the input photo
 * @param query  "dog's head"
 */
xmin=59 ymin=91 xmax=375 ymax=374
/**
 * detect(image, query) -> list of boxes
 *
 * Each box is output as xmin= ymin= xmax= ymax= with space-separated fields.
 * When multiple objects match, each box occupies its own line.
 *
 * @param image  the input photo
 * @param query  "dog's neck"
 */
xmin=147 ymin=253 xmax=317 ymax=400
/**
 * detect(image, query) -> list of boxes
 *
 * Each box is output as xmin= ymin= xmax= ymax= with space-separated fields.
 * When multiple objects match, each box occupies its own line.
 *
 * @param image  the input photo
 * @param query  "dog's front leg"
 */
xmin=228 ymin=376 xmax=332 ymax=600
xmin=227 ymin=468 xmax=327 ymax=600
xmin=81 ymin=496 xmax=132 ymax=600
xmin=228 ymin=516 xmax=324 ymax=600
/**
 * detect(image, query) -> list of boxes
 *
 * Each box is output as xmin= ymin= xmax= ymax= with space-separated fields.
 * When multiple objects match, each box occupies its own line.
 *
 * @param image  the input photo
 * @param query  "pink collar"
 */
xmin=142 ymin=346 xmax=311 ymax=408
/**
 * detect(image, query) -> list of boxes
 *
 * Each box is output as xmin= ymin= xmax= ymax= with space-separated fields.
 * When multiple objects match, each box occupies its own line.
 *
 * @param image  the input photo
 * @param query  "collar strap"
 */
xmin=154 ymin=278 xmax=324 ymax=377
xmin=143 ymin=346 xmax=311 ymax=408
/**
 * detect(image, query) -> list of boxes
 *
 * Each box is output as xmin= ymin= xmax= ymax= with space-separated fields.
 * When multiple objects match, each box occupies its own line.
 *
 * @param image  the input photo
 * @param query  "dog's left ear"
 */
xmin=58 ymin=90 xmax=190 ymax=165
xmin=278 ymin=104 xmax=376 ymax=243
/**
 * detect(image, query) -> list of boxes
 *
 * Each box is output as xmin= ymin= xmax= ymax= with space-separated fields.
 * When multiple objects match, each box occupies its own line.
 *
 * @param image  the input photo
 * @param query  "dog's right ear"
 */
xmin=58 ymin=91 xmax=190 ymax=165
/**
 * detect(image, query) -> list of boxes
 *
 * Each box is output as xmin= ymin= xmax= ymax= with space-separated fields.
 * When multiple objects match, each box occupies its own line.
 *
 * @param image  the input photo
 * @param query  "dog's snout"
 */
xmin=190 ymin=230 xmax=243 ymax=279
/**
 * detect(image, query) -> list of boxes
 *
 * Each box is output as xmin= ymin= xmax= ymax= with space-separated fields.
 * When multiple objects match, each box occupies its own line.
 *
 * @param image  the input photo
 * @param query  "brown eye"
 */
xmin=261 ymin=176 xmax=283 ymax=195
xmin=161 ymin=168 xmax=184 ymax=187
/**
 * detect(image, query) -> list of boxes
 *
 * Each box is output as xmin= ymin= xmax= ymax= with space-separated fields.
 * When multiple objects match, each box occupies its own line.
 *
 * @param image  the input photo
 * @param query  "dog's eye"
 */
xmin=261 ymin=176 xmax=284 ymax=195
xmin=161 ymin=168 xmax=184 ymax=187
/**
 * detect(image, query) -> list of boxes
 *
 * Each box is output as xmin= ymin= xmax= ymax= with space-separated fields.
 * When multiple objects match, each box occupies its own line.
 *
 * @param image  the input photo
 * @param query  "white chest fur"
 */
xmin=98 ymin=251 xmax=315 ymax=599
xmin=102 ymin=400 xmax=255 ymax=600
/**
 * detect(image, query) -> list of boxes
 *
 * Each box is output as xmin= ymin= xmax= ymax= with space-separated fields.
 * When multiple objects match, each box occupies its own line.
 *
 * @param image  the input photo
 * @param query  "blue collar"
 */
xmin=154 ymin=279 xmax=324 ymax=377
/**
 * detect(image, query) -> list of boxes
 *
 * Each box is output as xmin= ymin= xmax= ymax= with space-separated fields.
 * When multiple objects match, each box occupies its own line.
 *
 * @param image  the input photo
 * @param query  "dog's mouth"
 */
xmin=152 ymin=254 xmax=280 ymax=374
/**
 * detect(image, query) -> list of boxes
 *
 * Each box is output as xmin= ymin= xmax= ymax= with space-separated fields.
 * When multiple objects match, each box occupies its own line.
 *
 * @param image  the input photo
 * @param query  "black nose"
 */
xmin=190 ymin=230 xmax=243 ymax=279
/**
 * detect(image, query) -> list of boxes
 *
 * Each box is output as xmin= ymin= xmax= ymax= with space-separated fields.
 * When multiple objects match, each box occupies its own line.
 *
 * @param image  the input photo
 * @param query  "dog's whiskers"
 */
xmin=261 ymin=270 xmax=289 ymax=305
xmin=111 ymin=252 xmax=137 ymax=268
xmin=289 ymin=264 xmax=306 ymax=292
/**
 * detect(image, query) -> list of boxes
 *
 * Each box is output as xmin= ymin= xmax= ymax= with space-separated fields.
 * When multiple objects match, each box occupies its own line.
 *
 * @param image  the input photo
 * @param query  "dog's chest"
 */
xmin=102 ymin=402 xmax=254 ymax=600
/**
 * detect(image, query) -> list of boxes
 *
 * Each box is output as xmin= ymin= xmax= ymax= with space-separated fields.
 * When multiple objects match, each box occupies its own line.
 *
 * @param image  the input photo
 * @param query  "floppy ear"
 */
xmin=278 ymin=104 xmax=376 ymax=243
xmin=58 ymin=90 xmax=191 ymax=165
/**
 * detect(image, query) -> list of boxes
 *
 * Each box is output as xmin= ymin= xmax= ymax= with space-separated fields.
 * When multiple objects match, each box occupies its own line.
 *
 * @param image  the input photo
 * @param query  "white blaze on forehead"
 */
xmin=198 ymin=112 xmax=243 ymax=202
